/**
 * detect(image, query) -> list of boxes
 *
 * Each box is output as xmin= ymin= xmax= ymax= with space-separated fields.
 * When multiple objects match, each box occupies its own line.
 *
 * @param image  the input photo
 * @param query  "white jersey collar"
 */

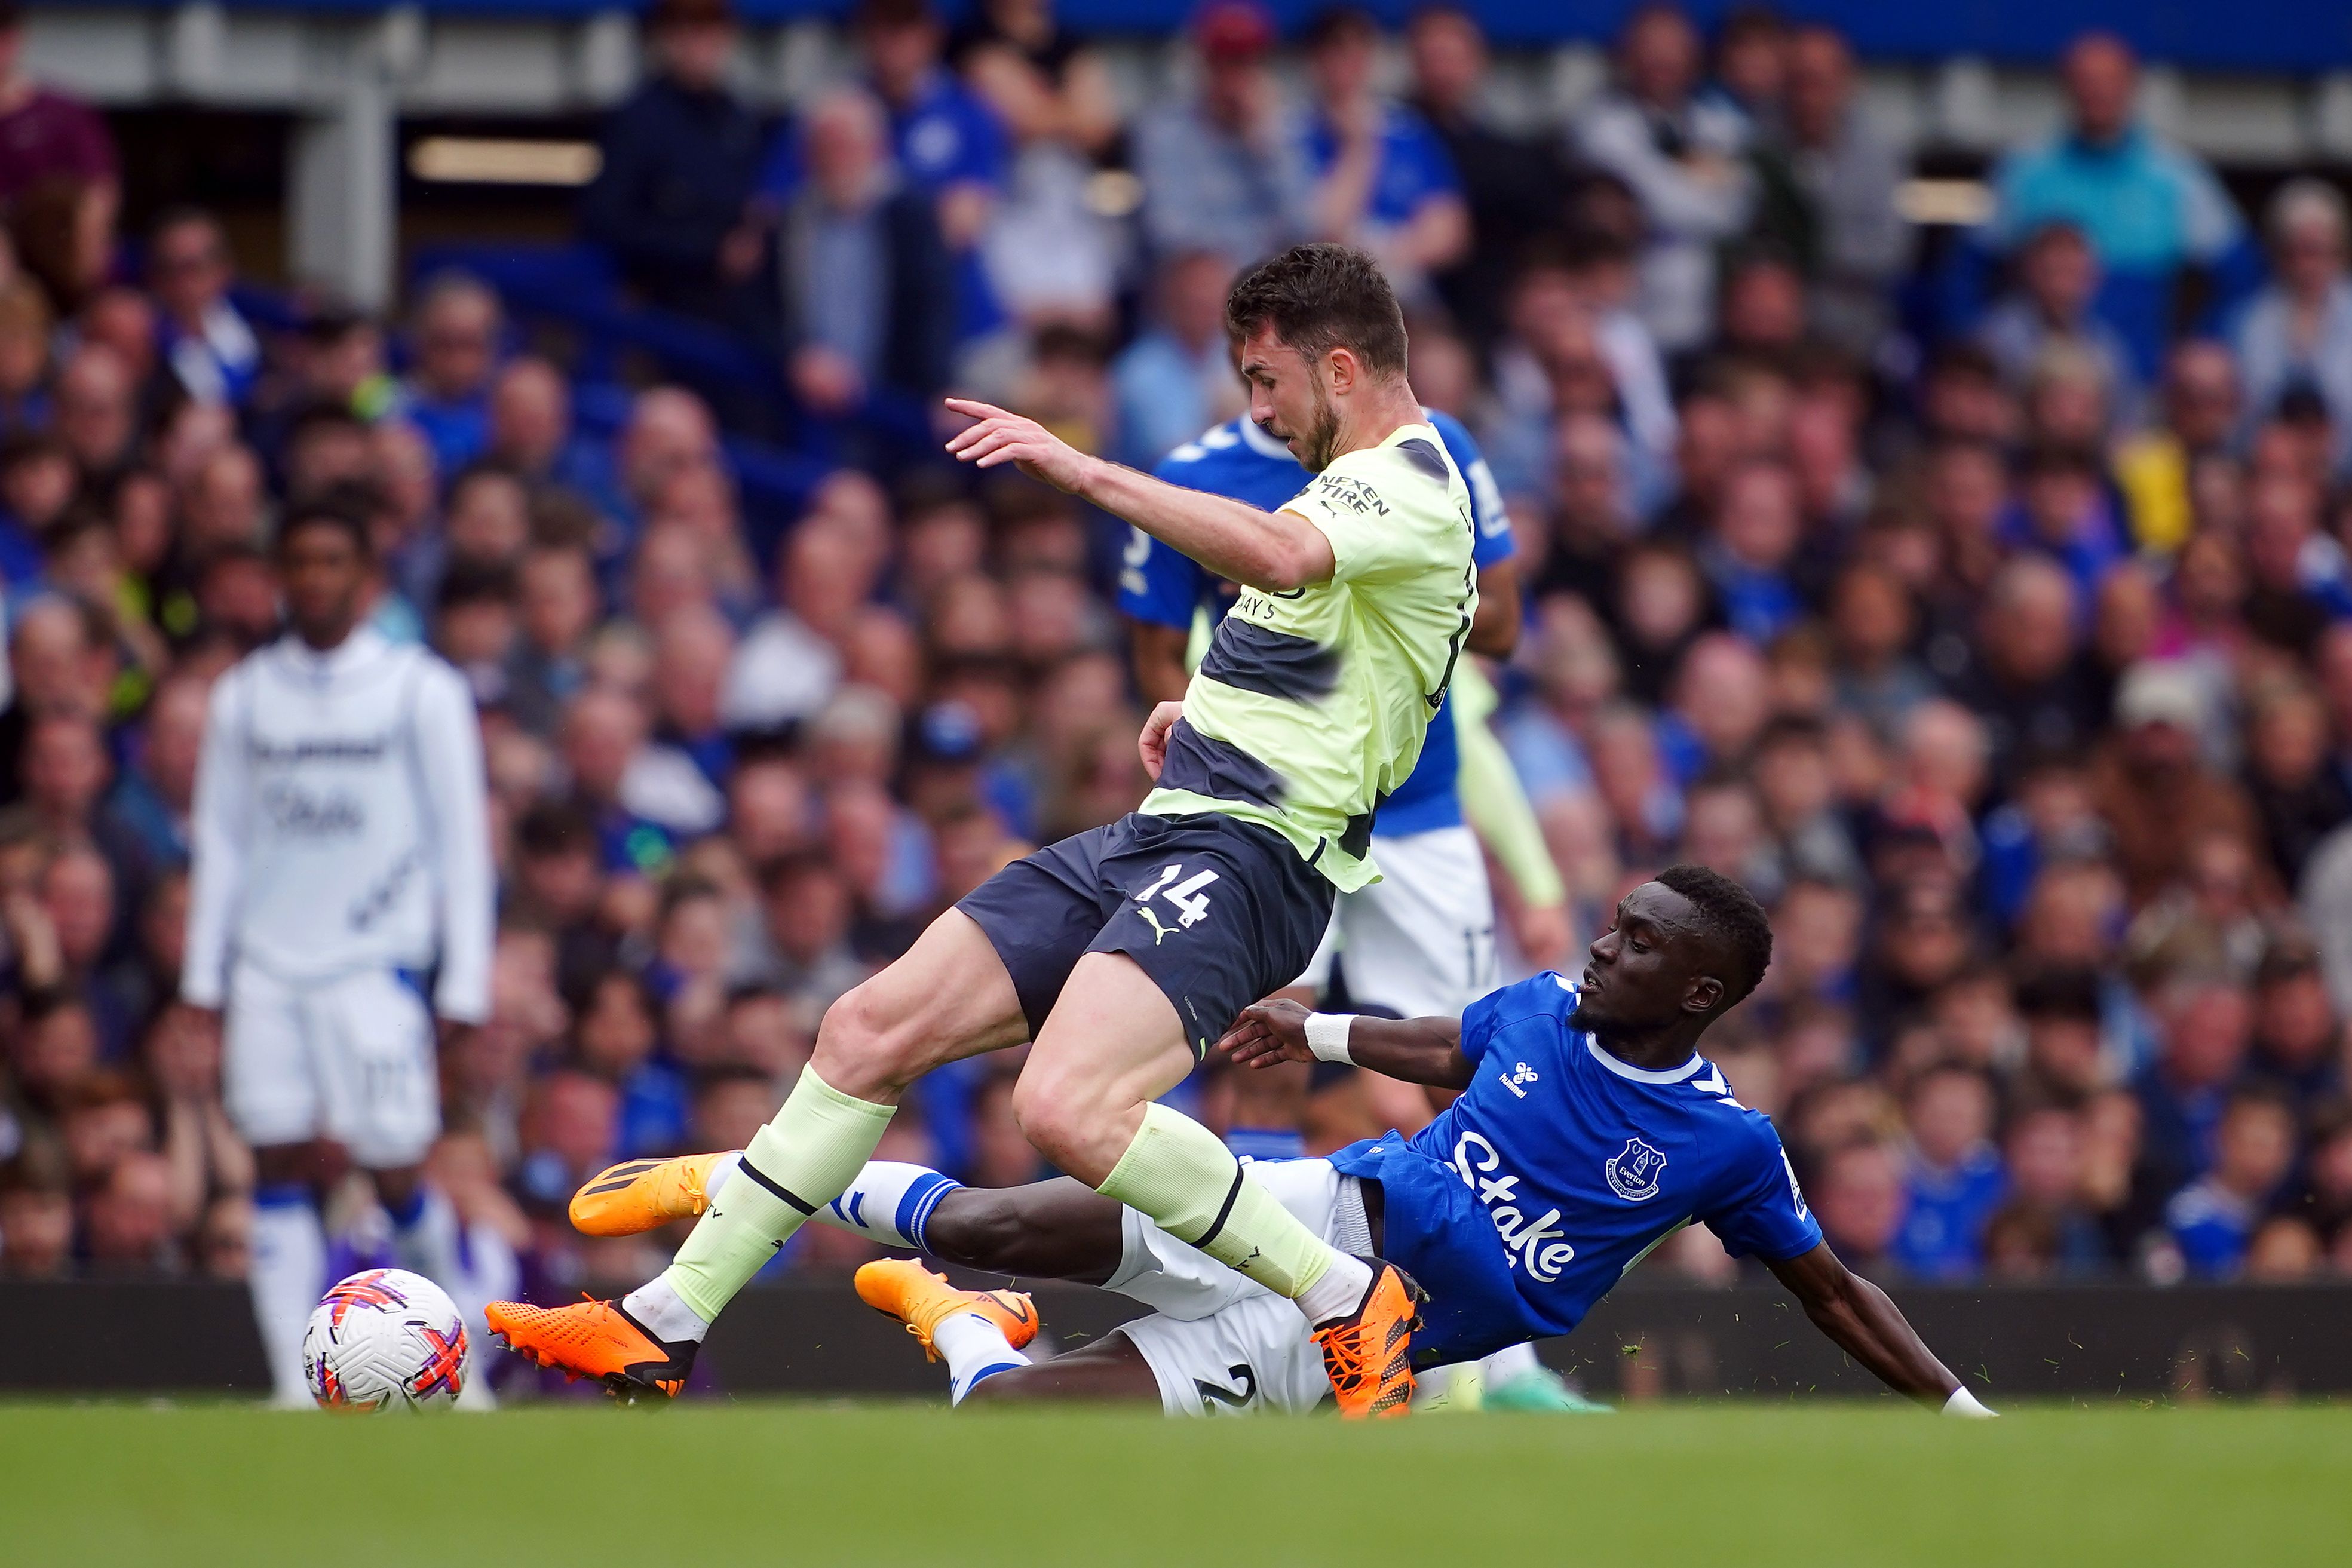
xmin=1585 ymin=1036 xmax=1705 ymax=1084
xmin=277 ymin=624 xmax=389 ymax=682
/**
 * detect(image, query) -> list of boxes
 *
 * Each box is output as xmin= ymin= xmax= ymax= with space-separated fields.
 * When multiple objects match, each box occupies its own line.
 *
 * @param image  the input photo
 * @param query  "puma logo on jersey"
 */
xmin=1137 ymin=907 xmax=1175 ymax=944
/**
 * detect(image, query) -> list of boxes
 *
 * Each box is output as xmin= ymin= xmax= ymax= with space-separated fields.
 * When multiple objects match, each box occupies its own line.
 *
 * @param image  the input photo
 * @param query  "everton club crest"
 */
xmin=1605 ymin=1137 xmax=1667 ymax=1201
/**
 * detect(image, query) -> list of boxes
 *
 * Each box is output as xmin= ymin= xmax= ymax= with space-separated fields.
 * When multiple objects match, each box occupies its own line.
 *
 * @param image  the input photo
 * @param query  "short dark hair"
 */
xmin=1656 ymin=863 xmax=1774 ymax=1008
xmin=437 ymin=561 xmax=519 ymax=612
xmin=1304 ymin=6 xmax=1379 ymax=51
xmin=2013 ymin=964 xmax=2102 ymax=1024
xmin=1225 ymin=243 xmax=1408 ymax=379
xmin=516 ymin=800 xmax=596 ymax=858
xmin=275 ymin=498 xmax=372 ymax=560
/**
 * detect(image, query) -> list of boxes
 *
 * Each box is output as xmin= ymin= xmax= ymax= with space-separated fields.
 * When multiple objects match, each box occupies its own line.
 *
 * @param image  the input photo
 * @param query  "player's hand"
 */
xmin=943 ymin=398 xmax=1099 ymax=494
xmin=1219 ymin=999 xmax=1315 ymax=1070
xmin=437 ymin=1018 xmax=481 ymax=1055
xmin=1509 ymin=901 xmax=1574 ymax=970
xmin=1137 ymin=700 xmax=1183 ymax=780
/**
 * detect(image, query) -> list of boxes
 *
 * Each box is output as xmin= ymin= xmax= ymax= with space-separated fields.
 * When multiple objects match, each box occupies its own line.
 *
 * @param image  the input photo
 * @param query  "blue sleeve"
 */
xmin=1431 ymin=412 xmax=1514 ymax=567
xmin=755 ymin=122 xmax=801 ymax=200
xmin=1115 ymin=525 xmax=1206 ymax=630
xmin=952 ymin=95 xmax=1010 ymax=188
xmin=1400 ymin=121 xmax=1462 ymax=205
xmin=1456 ymin=974 xmax=1569 ymax=1067
xmin=1455 ymin=984 xmax=1509 ymax=1067
xmin=1702 ymin=1121 xmax=1824 ymax=1262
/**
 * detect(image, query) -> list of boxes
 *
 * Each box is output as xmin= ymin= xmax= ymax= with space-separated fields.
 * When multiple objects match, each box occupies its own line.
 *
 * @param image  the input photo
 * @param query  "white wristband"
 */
xmin=1942 ymin=1386 xmax=1997 ymax=1419
xmin=1304 ymin=1012 xmax=1356 ymax=1064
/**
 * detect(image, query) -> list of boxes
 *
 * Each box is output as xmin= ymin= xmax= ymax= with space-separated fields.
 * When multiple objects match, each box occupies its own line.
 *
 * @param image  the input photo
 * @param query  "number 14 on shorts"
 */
xmin=1136 ymin=863 xmax=1219 ymax=931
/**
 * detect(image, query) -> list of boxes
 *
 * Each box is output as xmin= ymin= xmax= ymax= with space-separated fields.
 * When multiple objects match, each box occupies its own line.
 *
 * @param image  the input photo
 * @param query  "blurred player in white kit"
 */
xmin=181 ymin=499 xmax=500 ymax=1405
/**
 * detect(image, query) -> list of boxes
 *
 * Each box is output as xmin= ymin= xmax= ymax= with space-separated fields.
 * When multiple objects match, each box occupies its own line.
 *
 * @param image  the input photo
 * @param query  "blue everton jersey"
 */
xmin=1329 ymin=974 xmax=1822 ymax=1366
xmin=1117 ymin=410 xmax=1513 ymax=835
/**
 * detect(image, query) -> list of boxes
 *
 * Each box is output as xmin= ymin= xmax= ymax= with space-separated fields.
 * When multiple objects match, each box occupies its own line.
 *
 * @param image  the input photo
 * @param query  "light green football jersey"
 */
xmin=1140 ymin=421 xmax=1477 ymax=891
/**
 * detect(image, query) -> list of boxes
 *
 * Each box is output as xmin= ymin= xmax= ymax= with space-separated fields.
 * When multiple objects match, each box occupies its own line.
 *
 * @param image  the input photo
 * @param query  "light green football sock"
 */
xmin=1096 ymin=1101 xmax=1339 ymax=1299
xmin=661 ymin=1064 xmax=894 ymax=1322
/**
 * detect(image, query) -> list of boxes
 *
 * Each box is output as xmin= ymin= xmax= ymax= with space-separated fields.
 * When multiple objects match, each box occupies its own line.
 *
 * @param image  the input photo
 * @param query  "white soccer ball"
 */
xmin=302 ymin=1268 xmax=469 ymax=1411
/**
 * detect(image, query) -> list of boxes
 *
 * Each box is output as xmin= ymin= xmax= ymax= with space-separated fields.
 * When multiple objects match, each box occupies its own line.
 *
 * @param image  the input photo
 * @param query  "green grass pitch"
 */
xmin=2 ymin=1400 xmax=2345 ymax=1566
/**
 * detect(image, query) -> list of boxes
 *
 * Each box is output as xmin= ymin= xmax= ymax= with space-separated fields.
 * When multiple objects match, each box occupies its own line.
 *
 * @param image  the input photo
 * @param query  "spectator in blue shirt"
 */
xmin=2164 ymin=1086 xmax=2297 ymax=1278
xmin=1892 ymin=1064 xmax=2010 ymax=1281
xmin=99 ymin=673 xmax=202 ymax=873
xmin=1987 ymin=32 xmax=2252 ymax=380
xmin=2136 ymin=975 xmax=2255 ymax=1205
xmin=845 ymin=0 xmax=1008 ymax=340
xmin=1977 ymin=222 xmax=2142 ymax=428
xmin=145 ymin=208 xmax=259 ymax=411
xmin=398 ymin=275 xmax=502 ymax=477
xmin=574 ymin=969 xmax=692 ymax=1159
xmin=1298 ymin=7 xmax=1467 ymax=305
xmin=1698 ymin=456 xmax=1810 ymax=647
xmin=578 ymin=0 xmax=771 ymax=323
xmin=486 ymin=358 xmax=613 ymax=505
xmin=1109 ymin=250 xmax=1243 ymax=470
xmin=2001 ymin=443 xmax=2129 ymax=610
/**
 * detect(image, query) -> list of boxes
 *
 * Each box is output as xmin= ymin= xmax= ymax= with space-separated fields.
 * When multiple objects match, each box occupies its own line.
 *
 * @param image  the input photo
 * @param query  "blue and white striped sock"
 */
xmin=931 ymin=1309 xmax=1029 ymax=1403
xmin=710 ymin=1155 xmax=962 ymax=1253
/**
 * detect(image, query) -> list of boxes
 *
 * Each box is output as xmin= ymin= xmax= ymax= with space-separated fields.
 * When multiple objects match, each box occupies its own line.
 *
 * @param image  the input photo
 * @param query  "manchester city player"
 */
xmin=490 ymin=244 xmax=1468 ymax=1417
xmin=568 ymin=867 xmax=1995 ymax=1417
xmin=1121 ymin=408 xmax=1558 ymax=1036
xmin=1121 ymin=406 xmax=1580 ymax=1409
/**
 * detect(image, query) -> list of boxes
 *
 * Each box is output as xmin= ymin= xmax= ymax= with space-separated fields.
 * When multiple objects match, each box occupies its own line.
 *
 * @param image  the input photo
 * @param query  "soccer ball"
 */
xmin=302 ymin=1268 xmax=469 ymax=1410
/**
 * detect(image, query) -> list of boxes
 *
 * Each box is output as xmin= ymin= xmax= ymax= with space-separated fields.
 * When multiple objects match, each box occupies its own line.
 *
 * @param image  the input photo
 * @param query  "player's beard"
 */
xmin=1296 ymin=382 xmax=1343 ymax=473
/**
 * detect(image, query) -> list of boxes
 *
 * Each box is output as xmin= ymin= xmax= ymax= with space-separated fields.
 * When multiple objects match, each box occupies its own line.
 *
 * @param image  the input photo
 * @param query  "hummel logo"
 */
xmin=1137 ymin=907 xmax=1175 ymax=945
xmin=1498 ymin=1061 xmax=1540 ymax=1098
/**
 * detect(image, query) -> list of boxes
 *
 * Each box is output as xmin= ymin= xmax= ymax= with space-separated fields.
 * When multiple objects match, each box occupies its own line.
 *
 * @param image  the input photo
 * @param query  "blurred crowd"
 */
xmin=7 ymin=0 xmax=2352 ymax=1300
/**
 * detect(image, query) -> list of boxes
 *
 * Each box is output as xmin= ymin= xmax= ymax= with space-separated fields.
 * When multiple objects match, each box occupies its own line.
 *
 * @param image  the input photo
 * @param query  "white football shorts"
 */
xmin=1105 ymin=1157 xmax=1370 ymax=1417
xmin=222 ymin=962 xmax=440 ymax=1167
xmin=1290 ymin=823 xmax=1497 ymax=1020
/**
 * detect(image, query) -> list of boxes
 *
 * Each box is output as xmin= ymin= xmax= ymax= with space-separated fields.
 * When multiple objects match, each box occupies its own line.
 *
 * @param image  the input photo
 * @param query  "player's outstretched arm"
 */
xmin=945 ymin=398 xmax=1336 ymax=592
xmin=1766 ymin=1243 xmax=1995 ymax=1417
xmin=1218 ymin=999 xmax=1475 ymax=1091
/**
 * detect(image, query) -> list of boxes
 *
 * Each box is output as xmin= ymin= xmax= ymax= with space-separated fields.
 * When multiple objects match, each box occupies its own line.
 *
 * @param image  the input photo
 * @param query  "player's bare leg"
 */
xmin=487 ymin=910 xmax=1029 ymax=1398
xmin=1019 ymin=952 xmax=1422 ymax=1417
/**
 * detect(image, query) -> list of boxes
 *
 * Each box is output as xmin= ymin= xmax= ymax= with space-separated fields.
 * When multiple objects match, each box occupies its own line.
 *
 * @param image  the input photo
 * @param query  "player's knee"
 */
xmin=1007 ymin=1071 xmax=1085 ymax=1169
xmin=1011 ymin=1076 xmax=1131 ymax=1185
xmin=811 ymin=982 xmax=925 ymax=1098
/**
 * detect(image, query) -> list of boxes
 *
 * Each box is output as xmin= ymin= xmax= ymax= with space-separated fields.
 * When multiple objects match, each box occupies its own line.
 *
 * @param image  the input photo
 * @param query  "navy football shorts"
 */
xmin=956 ymin=811 xmax=1336 ymax=1058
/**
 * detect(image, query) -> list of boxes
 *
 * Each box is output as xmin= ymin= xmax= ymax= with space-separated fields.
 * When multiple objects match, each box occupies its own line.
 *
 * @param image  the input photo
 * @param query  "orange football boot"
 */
xmin=484 ymin=1298 xmax=697 ymax=1403
xmin=853 ymin=1259 xmax=1039 ymax=1361
xmin=569 ymin=1153 xmax=728 ymax=1237
xmin=1311 ymin=1259 xmax=1426 ymax=1419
